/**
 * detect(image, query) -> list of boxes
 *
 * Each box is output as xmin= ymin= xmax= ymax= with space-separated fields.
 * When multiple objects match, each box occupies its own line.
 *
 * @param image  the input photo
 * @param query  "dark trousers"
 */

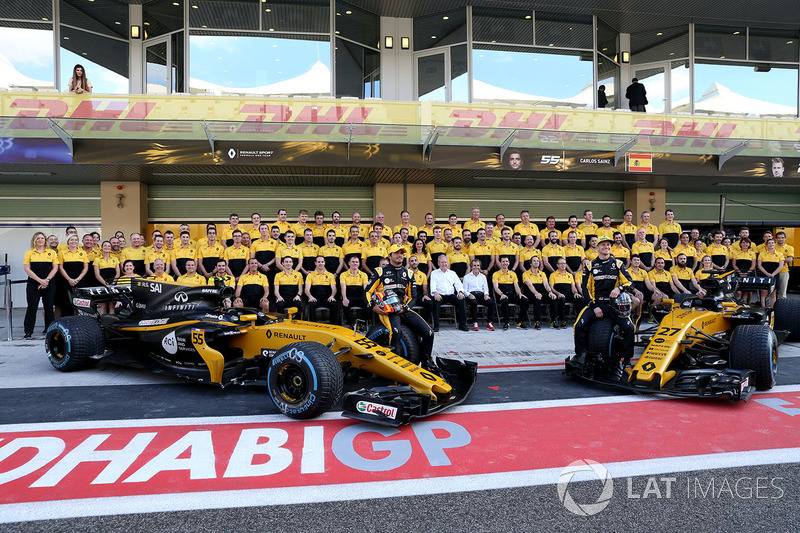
xmin=496 ymin=291 xmax=529 ymax=323
xmin=529 ymin=296 xmax=556 ymax=322
xmin=573 ymin=304 xmax=634 ymax=359
xmin=553 ymin=293 xmax=584 ymax=321
xmin=465 ymin=292 xmax=496 ymax=323
xmin=276 ymin=298 xmax=303 ymax=316
xmin=388 ymin=309 xmax=434 ymax=362
xmin=307 ymin=298 xmax=338 ymax=324
xmin=25 ymin=279 xmax=56 ymax=335
xmin=433 ymin=293 xmax=467 ymax=328
xmin=342 ymin=295 xmax=369 ymax=325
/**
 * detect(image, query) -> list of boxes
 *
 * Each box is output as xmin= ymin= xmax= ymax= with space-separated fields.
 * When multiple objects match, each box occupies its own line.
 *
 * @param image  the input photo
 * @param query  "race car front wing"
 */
xmin=341 ymin=357 xmax=478 ymax=426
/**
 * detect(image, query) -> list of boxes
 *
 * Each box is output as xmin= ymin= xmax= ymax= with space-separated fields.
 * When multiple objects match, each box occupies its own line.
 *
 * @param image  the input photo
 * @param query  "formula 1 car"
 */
xmin=565 ymin=271 xmax=799 ymax=401
xmin=45 ymin=279 xmax=477 ymax=426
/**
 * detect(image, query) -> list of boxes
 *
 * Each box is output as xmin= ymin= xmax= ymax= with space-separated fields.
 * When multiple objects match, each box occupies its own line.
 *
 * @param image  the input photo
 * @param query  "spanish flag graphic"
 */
xmin=627 ymin=153 xmax=653 ymax=172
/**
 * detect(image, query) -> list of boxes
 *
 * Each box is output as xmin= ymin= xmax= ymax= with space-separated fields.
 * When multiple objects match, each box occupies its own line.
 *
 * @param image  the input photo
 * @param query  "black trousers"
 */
xmin=529 ymin=295 xmax=556 ymax=322
xmin=387 ymin=309 xmax=434 ymax=362
xmin=465 ymin=292 xmax=496 ymax=323
xmin=573 ymin=304 xmax=634 ymax=360
xmin=496 ymin=291 xmax=529 ymax=323
xmin=307 ymin=298 xmax=338 ymax=324
xmin=433 ymin=293 xmax=467 ymax=328
xmin=276 ymin=298 xmax=303 ymax=316
xmin=342 ymin=294 xmax=369 ymax=325
xmin=25 ymin=279 xmax=56 ymax=335
xmin=553 ymin=293 xmax=584 ymax=321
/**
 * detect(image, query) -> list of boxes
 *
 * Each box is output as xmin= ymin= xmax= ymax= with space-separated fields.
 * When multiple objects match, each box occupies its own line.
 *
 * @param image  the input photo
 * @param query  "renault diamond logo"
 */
xmin=228 ymin=148 xmax=236 ymax=159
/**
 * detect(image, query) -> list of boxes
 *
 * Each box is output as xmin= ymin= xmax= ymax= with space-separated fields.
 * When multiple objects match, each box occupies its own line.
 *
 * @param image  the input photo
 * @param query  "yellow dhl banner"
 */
xmin=1 ymin=92 xmax=800 ymax=143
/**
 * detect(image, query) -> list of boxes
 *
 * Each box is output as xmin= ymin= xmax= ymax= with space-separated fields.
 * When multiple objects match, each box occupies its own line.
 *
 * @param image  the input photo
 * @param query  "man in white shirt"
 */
xmin=429 ymin=255 xmax=468 ymax=332
xmin=463 ymin=259 xmax=496 ymax=331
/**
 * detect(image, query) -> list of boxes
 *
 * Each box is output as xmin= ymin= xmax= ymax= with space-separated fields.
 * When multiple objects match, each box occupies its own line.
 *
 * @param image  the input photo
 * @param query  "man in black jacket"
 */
xmin=625 ymin=78 xmax=647 ymax=112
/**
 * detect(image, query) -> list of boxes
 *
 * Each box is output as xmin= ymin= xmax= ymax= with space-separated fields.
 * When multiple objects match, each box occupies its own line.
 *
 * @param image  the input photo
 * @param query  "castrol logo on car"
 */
xmin=356 ymin=401 xmax=398 ymax=419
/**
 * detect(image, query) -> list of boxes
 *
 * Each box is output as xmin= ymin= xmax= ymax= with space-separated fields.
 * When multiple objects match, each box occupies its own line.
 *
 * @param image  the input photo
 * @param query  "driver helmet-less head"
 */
xmin=370 ymin=289 xmax=403 ymax=313
xmin=613 ymin=292 xmax=632 ymax=317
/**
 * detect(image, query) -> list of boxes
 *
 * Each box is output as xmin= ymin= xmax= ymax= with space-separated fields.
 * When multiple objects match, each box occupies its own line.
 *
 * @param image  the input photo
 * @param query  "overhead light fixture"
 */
xmin=621 ymin=51 xmax=630 ymax=63
xmin=401 ymin=37 xmax=410 ymax=49
xmin=130 ymin=25 xmax=141 ymax=39
xmin=384 ymin=36 xmax=393 ymax=49
xmin=443 ymin=16 xmax=449 ymax=20
xmin=657 ymin=32 xmax=663 ymax=36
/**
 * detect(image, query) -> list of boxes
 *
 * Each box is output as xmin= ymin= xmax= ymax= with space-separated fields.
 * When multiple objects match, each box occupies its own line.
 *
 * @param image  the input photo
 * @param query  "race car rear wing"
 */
xmin=732 ymin=276 xmax=775 ymax=293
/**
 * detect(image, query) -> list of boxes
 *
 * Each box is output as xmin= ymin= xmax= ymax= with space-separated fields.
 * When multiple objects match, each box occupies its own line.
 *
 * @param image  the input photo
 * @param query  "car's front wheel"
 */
xmin=45 ymin=316 xmax=105 ymax=371
xmin=774 ymin=298 xmax=800 ymax=342
xmin=267 ymin=342 xmax=343 ymax=420
xmin=364 ymin=323 xmax=421 ymax=364
xmin=729 ymin=324 xmax=777 ymax=390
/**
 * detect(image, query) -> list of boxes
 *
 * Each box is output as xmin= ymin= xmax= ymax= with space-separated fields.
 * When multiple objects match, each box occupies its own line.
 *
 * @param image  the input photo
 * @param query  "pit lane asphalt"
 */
xmin=1 ymin=307 xmax=800 ymax=531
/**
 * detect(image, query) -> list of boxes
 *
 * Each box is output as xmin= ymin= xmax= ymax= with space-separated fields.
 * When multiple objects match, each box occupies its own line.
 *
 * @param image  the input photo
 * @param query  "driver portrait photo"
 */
xmin=505 ymin=149 xmax=523 ymax=170
xmin=771 ymin=157 xmax=785 ymax=177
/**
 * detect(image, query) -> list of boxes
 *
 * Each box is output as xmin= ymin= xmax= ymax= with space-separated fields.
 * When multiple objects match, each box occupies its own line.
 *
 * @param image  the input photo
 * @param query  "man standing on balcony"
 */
xmin=626 ymin=78 xmax=647 ymax=112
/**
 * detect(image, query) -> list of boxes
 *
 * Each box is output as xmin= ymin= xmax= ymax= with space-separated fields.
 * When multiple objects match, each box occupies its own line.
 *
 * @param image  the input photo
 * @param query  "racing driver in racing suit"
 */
xmin=571 ymin=235 xmax=638 ymax=367
xmin=366 ymin=244 xmax=436 ymax=370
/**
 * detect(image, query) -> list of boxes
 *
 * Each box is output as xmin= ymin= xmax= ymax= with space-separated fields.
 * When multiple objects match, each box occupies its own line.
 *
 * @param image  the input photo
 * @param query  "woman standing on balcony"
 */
xmin=67 ymin=64 xmax=92 ymax=94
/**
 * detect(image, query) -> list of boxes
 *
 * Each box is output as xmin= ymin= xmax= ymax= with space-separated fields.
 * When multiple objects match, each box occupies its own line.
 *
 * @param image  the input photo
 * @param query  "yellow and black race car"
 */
xmin=565 ymin=271 xmax=799 ymax=401
xmin=45 ymin=279 xmax=477 ymax=426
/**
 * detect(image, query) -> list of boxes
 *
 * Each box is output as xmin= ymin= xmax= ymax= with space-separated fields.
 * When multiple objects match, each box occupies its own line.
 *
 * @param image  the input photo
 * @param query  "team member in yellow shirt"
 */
xmin=492 ymin=256 xmax=529 ymax=331
xmin=542 ymin=230 xmax=566 ymax=273
xmin=223 ymin=229 xmax=250 ymax=279
xmin=274 ymin=256 xmax=304 ymax=314
xmin=549 ymin=257 xmax=583 ymax=329
xmin=145 ymin=235 xmax=171 ymax=277
xmin=518 ymin=234 xmax=542 ymax=273
xmin=627 ymin=255 xmax=651 ymax=305
xmin=617 ymin=209 xmax=639 ymax=249
xmin=706 ymin=230 xmax=730 ymax=270
xmin=562 ymin=231 xmax=586 ymax=274
xmin=196 ymin=228 xmax=225 ymax=278
xmin=392 ymin=210 xmax=418 ymax=244
xmin=234 ymin=258 xmax=270 ymax=312
xmin=342 ymin=225 xmax=366 ymax=267
xmin=462 ymin=206 xmax=485 ymax=244
xmin=539 ymin=216 xmax=558 ymax=249
xmin=23 ymin=232 xmax=59 ymax=338
xmin=171 ymin=231 xmax=196 ymax=277
xmin=93 ymin=241 xmax=120 ymax=287
xmin=446 ymin=237 xmax=471 ymax=279
xmin=272 ymin=209 xmax=292 ymax=241
xmin=654 ymin=237 xmax=674 ymax=270
xmin=146 ymin=258 xmax=175 ymax=283
xmin=207 ymin=259 xmax=236 ymax=287
xmin=470 ymin=228 xmax=495 ymax=276
xmin=513 ymin=210 xmax=540 ymax=248
xmin=522 ymin=256 xmax=557 ymax=330
xmin=310 ymin=210 xmax=329 ymax=248
xmin=648 ymin=257 xmax=678 ymax=303
xmin=658 ymin=209 xmax=682 ymax=249
xmin=731 ymin=238 xmax=757 ymax=276
xmin=638 ymin=211 xmax=659 ymax=244
xmin=578 ymin=209 xmax=598 ymax=240
xmin=58 ymin=235 xmax=89 ymax=303
xmin=176 ymin=259 xmax=206 ymax=286
xmin=276 ymin=230 xmax=302 ymax=272
xmin=610 ymin=232 xmax=631 ymax=267
xmin=221 ymin=213 xmax=241 ymax=248
xmin=775 ymin=231 xmax=795 ymax=300
xmin=596 ymin=215 xmax=616 ymax=241
xmin=304 ymin=256 xmax=338 ymax=324
xmin=445 ymin=213 xmax=463 ymax=240
xmin=758 ymin=239 xmax=785 ymax=307
xmin=672 ymin=232 xmax=697 ymax=270
xmin=361 ymin=230 xmax=387 ymax=276
xmin=427 ymin=226 xmax=449 ymax=269
xmin=730 ymin=227 xmax=751 ymax=253
xmin=561 ymin=215 xmax=586 ymax=247
xmin=340 ymin=256 xmax=369 ymax=327
xmin=632 ymin=228 xmax=655 ymax=270
xmin=494 ymin=227 xmax=520 ymax=272
xmin=670 ymin=253 xmax=696 ymax=298
xmin=319 ymin=229 xmax=345 ymax=275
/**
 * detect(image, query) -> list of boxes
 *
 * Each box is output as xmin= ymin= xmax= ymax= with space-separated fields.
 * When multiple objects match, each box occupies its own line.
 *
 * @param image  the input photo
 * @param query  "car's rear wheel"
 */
xmin=774 ymin=298 xmax=800 ymax=342
xmin=729 ymin=324 xmax=777 ymax=390
xmin=267 ymin=341 xmax=343 ymax=420
xmin=365 ymin=323 xmax=421 ymax=364
xmin=45 ymin=316 xmax=105 ymax=371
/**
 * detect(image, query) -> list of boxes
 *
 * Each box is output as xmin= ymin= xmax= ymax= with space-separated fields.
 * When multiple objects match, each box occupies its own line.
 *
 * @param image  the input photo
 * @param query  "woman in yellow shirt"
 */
xmin=22 ymin=232 xmax=59 ymax=338
xmin=654 ymin=237 xmax=673 ymax=271
xmin=94 ymin=241 xmax=121 ymax=315
xmin=411 ymin=238 xmax=430 ymax=276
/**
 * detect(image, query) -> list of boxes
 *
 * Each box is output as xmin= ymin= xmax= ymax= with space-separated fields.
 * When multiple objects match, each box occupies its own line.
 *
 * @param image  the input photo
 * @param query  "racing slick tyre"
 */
xmin=729 ymin=324 xmax=777 ymax=390
xmin=364 ymin=323 xmax=421 ymax=364
xmin=586 ymin=318 xmax=619 ymax=360
xmin=774 ymin=298 xmax=800 ymax=342
xmin=267 ymin=341 xmax=343 ymax=420
xmin=45 ymin=316 xmax=105 ymax=372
